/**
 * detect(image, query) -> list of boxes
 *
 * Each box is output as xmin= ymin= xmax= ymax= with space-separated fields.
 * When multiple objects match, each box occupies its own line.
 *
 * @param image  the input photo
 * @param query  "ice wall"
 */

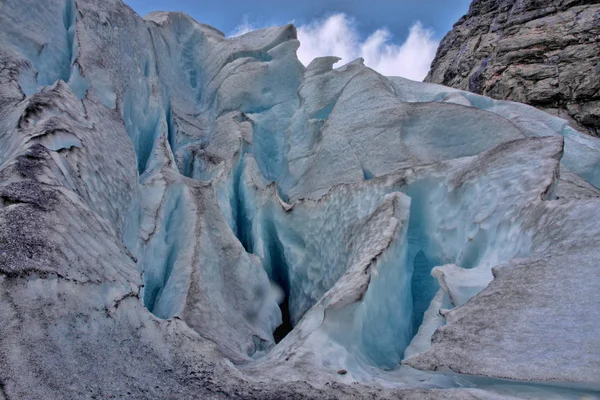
xmin=1 ymin=0 xmax=600 ymax=398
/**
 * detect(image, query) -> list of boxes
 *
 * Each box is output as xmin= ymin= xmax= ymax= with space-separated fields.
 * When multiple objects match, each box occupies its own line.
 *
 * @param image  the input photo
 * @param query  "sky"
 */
xmin=123 ymin=0 xmax=471 ymax=81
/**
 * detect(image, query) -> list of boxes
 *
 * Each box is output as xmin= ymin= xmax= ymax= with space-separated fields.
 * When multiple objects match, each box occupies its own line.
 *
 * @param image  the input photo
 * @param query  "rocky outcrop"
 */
xmin=425 ymin=0 xmax=600 ymax=136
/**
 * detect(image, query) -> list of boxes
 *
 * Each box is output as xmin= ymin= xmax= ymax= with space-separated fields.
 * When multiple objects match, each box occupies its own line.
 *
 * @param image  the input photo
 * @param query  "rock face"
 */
xmin=425 ymin=0 xmax=600 ymax=137
xmin=1 ymin=0 xmax=600 ymax=399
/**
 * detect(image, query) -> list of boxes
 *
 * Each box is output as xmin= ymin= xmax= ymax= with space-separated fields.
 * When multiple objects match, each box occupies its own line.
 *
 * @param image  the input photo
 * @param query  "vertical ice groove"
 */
xmin=232 ymin=151 xmax=254 ymax=252
xmin=165 ymin=101 xmax=177 ymax=155
xmin=352 ymin=193 xmax=413 ymax=368
xmin=405 ymin=181 xmax=448 ymax=334
xmin=137 ymin=135 xmax=184 ymax=317
xmin=121 ymin=91 xmax=163 ymax=175
xmin=261 ymin=209 xmax=294 ymax=342
xmin=63 ymin=0 xmax=76 ymax=68
xmin=2 ymin=0 xmax=78 ymax=89
xmin=143 ymin=186 xmax=185 ymax=316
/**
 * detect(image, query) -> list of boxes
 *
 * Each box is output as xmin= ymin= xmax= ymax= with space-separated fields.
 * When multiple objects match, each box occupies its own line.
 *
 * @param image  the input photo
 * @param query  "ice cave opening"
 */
xmin=229 ymin=172 xmax=465 ymax=365
xmin=261 ymin=215 xmax=294 ymax=343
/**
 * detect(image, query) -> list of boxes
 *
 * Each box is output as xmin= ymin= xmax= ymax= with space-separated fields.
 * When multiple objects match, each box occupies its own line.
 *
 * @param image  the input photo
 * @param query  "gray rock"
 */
xmin=426 ymin=0 xmax=600 ymax=137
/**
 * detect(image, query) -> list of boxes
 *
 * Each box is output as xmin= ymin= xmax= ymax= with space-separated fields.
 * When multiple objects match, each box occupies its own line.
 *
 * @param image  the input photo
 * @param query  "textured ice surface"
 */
xmin=1 ymin=0 xmax=600 ymax=399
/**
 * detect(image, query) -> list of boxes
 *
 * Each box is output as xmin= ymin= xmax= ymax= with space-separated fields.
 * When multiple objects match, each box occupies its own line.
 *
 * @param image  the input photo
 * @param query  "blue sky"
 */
xmin=123 ymin=0 xmax=472 ymax=80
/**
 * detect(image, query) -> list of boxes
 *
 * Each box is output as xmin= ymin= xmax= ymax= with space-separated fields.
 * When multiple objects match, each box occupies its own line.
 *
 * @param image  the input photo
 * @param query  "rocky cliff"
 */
xmin=426 ymin=0 xmax=600 ymax=136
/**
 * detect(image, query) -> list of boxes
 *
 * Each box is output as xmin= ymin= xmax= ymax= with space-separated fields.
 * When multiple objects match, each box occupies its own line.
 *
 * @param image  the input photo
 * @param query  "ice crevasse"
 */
xmin=0 ymin=0 xmax=599 ymax=399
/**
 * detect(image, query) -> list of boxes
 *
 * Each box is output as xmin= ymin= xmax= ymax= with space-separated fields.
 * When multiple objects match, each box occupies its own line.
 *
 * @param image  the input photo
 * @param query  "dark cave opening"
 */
xmin=265 ymin=215 xmax=294 ymax=342
xmin=273 ymin=296 xmax=292 ymax=343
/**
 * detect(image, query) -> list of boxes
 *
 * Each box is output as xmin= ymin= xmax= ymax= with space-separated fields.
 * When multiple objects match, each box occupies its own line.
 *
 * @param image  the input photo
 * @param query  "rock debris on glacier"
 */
xmin=0 ymin=0 xmax=599 ymax=399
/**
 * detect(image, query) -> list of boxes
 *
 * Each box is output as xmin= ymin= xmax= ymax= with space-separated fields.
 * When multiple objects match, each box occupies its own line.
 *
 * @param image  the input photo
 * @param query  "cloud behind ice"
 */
xmin=229 ymin=14 xmax=254 ymax=37
xmin=231 ymin=13 xmax=439 ymax=81
xmin=297 ymin=14 xmax=438 ymax=81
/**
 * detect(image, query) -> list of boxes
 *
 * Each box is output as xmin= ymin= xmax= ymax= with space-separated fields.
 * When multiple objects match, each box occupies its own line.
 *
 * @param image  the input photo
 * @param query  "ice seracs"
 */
xmin=0 ymin=0 xmax=599 ymax=398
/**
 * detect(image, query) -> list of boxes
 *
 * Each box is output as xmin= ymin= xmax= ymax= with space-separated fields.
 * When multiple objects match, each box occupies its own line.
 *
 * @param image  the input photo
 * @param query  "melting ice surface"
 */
xmin=1 ymin=1 xmax=600 ymax=398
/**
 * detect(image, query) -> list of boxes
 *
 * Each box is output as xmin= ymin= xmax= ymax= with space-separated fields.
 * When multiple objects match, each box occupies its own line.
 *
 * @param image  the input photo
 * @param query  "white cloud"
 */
xmin=230 ymin=13 xmax=439 ymax=81
xmin=229 ymin=15 xmax=255 ymax=37
xmin=298 ymin=14 xmax=438 ymax=81
xmin=296 ymin=14 xmax=356 ymax=65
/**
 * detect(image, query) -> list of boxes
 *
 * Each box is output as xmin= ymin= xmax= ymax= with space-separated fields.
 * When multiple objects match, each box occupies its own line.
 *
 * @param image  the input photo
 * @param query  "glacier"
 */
xmin=0 ymin=0 xmax=599 ymax=399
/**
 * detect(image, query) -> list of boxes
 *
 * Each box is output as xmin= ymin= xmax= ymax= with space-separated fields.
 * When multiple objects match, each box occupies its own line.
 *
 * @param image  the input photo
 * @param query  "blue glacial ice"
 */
xmin=0 ymin=0 xmax=600 ymax=398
